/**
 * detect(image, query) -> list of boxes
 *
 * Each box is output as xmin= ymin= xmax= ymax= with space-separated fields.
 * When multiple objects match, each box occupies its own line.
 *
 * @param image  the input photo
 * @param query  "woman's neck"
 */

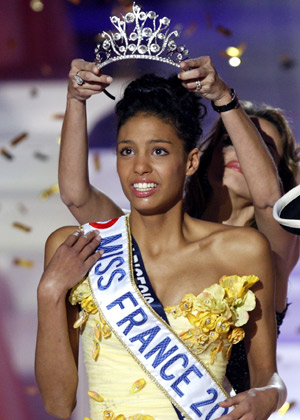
xmin=129 ymin=204 xmax=188 ymax=257
xmin=202 ymin=187 xmax=254 ymax=227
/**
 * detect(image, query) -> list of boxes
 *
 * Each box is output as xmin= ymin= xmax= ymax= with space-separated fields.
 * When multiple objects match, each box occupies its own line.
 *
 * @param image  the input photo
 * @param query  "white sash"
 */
xmin=84 ymin=215 xmax=233 ymax=420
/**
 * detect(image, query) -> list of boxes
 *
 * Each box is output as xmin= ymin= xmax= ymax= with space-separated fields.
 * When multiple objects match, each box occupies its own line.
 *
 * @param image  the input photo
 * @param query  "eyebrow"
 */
xmin=118 ymin=139 xmax=173 ymax=145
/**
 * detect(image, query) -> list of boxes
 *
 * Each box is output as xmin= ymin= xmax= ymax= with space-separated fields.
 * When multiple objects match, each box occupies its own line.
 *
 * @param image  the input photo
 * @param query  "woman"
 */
xmin=36 ymin=73 xmax=286 ymax=420
xmin=183 ymin=98 xmax=300 ymax=392
xmin=58 ymin=57 xmax=299 ymax=394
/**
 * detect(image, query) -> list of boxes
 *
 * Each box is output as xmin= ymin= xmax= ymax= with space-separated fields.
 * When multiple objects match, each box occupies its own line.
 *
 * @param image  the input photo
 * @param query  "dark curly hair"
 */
xmin=115 ymin=73 xmax=207 ymax=153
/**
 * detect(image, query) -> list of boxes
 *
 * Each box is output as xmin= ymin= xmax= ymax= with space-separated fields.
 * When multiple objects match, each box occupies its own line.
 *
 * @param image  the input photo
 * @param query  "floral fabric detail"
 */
xmin=165 ymin=275 xmax=259 ymax=364
xmin=69 ymin=278 xmax=111 ymax=359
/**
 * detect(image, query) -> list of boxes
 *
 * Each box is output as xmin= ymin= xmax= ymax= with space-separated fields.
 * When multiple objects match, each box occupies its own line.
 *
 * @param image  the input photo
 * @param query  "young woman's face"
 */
xmin=208 ymin=117 xmax=283 ymax=200
xmin=117 ymin=114 xmax=198 ymax=215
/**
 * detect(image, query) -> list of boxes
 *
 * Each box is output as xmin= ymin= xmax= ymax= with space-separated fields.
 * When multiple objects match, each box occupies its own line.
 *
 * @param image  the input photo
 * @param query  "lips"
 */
xmin=225 ymin=160 xmax=242 ymax=173
xmin=131 ymin=181 xmax=159 ymax=197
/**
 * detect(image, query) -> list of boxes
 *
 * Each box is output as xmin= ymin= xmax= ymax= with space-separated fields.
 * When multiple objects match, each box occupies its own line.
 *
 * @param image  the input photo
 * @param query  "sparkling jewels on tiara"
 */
xmin=94 ymin=3 xmax=189 ymax=69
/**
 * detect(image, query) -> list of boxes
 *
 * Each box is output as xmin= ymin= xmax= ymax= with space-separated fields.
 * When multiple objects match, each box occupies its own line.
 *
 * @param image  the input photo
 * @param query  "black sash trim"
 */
xmin=132 ymin=236 xmax=185 ymax=420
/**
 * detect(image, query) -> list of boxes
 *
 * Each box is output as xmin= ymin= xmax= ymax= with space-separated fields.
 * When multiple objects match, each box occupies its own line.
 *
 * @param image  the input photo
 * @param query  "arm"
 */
xmin=179 ymin=57 xmax=299 ymax=305
xmin=59 ymin=59 xmax=124 ymax=224
xmin=217 ymin=229 xmax=287 ymax=420
xmin=35 ymin=226 xmax=102 ymax=418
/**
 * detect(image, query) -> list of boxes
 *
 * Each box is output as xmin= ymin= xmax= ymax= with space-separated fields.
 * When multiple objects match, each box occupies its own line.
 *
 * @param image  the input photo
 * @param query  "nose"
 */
xmin=133 ymin=154 xmax=152 ymax=175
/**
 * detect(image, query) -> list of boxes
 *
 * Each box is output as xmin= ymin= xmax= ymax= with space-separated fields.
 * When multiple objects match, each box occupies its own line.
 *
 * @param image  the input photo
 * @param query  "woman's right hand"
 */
xmin=67 ymin=59 xmax=113 ymax=102
xmin=40 ymin=229 xmax=103 ymax=296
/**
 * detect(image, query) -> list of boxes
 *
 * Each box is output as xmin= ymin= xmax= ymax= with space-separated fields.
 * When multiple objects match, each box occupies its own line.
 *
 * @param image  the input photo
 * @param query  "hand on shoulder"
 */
xmin=38 ymin=226 xmax=103 ymax=300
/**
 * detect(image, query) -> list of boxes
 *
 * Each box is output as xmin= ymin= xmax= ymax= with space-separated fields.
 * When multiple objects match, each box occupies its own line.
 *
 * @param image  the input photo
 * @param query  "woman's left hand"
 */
xmin=215 ymin=386 xmax=279 ymax=420
xmin=178 ymin=56 xmax=232 ymax=105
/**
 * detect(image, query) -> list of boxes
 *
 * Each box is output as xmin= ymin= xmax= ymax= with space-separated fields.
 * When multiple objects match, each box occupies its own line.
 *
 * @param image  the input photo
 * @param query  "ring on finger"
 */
xmin=195 ymin=79 xmax=201 ymax=92
xmin=74 ymin=70 xmax=84 ymax=86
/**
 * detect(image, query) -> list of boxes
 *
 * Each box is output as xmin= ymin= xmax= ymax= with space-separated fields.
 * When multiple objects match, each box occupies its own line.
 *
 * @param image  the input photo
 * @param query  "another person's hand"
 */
xmin=216 ymin=386 xmax=279 ymax=420
xmin=68 ymin=59 xmax=113 ymax=102
xmin=178 ymin=56 xmax=232 ymax=106
xmin=40 ymin=230 xmax=103 ymax=296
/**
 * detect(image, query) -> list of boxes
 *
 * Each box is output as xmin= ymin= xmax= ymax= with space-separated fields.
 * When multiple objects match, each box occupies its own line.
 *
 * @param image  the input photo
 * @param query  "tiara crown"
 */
xmin=95 ymin=3 xmax=189 ymax=69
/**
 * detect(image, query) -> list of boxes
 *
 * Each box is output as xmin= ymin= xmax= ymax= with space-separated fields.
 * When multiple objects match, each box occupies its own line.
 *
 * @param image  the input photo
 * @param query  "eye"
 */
xmin=119 ymin=147 xmax=134 ymax=156
xmin=221 ymin=134 xmax=233 ymax=148
xmin=153 ymin=147 xmax=169 ymax=156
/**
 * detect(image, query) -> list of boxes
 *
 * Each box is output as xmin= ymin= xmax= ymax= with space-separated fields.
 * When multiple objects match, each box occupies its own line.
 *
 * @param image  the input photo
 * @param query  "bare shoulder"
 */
xmin=186 ymin=216 xmax=272 ymax=277
xmin=44 ymin=225 xmax=79 ymax=266
xmin=46 ymin=225 xmax=79 ymax=250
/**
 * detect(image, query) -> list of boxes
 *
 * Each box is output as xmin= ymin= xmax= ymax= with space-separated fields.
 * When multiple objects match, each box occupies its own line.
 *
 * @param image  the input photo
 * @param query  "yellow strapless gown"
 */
xmin=70 ymin=274 xmax=259 ymax=420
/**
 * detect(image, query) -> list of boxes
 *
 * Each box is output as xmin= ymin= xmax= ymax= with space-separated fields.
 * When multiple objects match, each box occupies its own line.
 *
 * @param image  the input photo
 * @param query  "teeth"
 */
xmin=133 ymin=182 xmax=157 ymax=191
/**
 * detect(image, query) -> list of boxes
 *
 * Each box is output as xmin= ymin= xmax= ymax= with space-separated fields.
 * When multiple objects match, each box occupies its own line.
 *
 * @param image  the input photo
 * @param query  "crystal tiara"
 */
xmin=94 ymin=3 xmax=189 ymax=69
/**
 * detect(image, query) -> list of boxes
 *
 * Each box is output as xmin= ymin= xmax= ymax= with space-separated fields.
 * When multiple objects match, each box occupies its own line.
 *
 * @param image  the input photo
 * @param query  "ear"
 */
xmin=186 ymin=148 xmax=200 ymax=176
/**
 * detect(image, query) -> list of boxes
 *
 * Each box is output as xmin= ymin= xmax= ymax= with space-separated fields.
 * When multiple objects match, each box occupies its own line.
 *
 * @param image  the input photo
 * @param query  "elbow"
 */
xmin=44 ymin=399 xmax=76 ymax=419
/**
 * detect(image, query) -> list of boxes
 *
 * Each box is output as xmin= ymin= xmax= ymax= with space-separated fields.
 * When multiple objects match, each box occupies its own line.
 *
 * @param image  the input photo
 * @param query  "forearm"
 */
xmin=59 ymin=96 xmax=91 ymax=208
xmin=221 ymin=106 xmax=282 ymax=208
xmin=35 ymin=281 xmax=79 ymax=418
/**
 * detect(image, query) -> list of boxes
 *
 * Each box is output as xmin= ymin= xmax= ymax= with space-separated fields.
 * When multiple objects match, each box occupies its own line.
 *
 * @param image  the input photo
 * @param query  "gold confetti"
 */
xmin=30 ymin=0 xmax=44 ymax=12
xmin=278 ymin=401 xmax=296 ymax=416
xmin=130 ymin=378 xmax=146 ymax=393
xmin=10 ymin=132 xmax=28 ymax=146
xmin=217 ymin=25 xmax=232 ymax=37
xmin=12 ymin=222 xmax=32 ymax=232
xmin=40 ymin=184 xmax=59 ymax=200
xmin=88 ymin=390 xmax=104 ymax=402
xmin=13 ymin=258 xmax=34 ymax=268
xmin=84 ymin=417 xmax=93 ymax=420
xmin=93 ymin=153 xmax=101 ymax=171
xmin=184 ymin=22 xmax=198 ymax=38
xmin=25 ymin=385 xmax=38 ymax=396
xmin=51 ymin=113 xmax=65 ymax=120
xmin=1 ymin=148 xmax=13 ymax=160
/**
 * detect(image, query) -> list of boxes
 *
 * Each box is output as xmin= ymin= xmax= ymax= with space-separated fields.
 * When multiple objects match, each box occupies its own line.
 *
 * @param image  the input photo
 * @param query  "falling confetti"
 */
xmin=51 ymin=113 xmax=65 ymax=120
xmin=184 ymin=22 xmax=198 ymax=38
xmin=34 ymin=151 xmax=49 ymax=161
xmin=10 ymin=132 xmax=28 ymax=147
xmin=280 ymin=55 xmax=297 ymax=70
xmin=93 ymin=153 xmax=101 ymax=171
xmin=1 ymin=148 xmax=13 ymax=160
xmin=25 ymin=385 xmax=38 ymax=396
xmin=278 ymin=401 xmax=296 ymax=416
xmin=217 ymin=25 xmax=232 ymax=37
xmin=40 ymin=183 xmax=59 ymax=200
xmin=12 ymin=222 xmax=32 ymax=232
xmin=13 ymin=258 xmax=34 ymax=268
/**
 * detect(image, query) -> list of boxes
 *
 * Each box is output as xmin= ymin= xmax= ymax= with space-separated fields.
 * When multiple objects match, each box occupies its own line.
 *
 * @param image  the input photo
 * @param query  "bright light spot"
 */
xmin=229 ymin=57 xmax=241 ymax=67
xmin=226 ymin=46 xmax=240 ymax=57
xmin=30 ymin=0 xmax=44 ymax=12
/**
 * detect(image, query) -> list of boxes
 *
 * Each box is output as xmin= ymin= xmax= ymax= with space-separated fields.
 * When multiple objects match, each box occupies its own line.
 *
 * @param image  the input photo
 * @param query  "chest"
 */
xmin=140 ymin=246 xmax=225 ymax=308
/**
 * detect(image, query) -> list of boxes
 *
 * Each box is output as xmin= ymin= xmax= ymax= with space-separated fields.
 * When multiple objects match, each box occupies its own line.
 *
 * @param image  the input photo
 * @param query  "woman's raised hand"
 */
xmin=178 ymin=56 xmax=232 ymax=105
xmin=68 ymin=58 xmax=113 ymax=102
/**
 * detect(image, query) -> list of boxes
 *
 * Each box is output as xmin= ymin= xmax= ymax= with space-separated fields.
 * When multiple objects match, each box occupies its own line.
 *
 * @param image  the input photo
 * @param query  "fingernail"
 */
xmin=107 ymin=76 xmax=113 ymax=83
